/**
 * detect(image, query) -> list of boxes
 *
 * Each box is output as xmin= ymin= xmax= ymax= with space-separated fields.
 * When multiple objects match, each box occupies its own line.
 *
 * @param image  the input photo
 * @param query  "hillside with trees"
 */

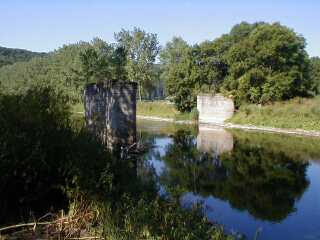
xmin=0 ymin=46 xmax=46 ymax=68
xmin=0 ymin=29 xmax=164 ymax=102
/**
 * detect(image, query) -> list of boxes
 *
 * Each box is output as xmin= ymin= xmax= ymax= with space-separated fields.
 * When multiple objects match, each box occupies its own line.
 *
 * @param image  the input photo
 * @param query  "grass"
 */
xmin=229 ymin=96 xmax=320 ymax=131
xmin=137 ymin=101 xmax=177 ymax=118
xmin=137 ymin=101 xmax=198 ymax=121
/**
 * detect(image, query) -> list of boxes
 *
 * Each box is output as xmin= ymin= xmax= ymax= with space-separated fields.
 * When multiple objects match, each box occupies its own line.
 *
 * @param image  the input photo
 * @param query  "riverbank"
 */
xmin=73 ymin=101 xmax=198 ymax=121
xmin=229 ymin=97 xmax=320 ymax=131
xmin=73 ymin=97 xmax=320 ymax=137
xmin=72 ymin=112 xmax=320 ymax=137
xmin=137 ymin=115 xmax=320 ymax=137
xmin=137 ymin=101 xmax=198 ymax=121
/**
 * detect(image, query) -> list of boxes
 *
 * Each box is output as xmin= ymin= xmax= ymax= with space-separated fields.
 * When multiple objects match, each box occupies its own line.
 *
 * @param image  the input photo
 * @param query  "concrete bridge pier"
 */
xmin=84 ymin=81 xmax=137 ymax=152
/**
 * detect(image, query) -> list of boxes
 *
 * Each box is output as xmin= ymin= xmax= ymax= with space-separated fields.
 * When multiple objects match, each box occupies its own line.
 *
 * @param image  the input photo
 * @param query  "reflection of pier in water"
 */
xmin=197 ymin=125 xmax=234 ymax=156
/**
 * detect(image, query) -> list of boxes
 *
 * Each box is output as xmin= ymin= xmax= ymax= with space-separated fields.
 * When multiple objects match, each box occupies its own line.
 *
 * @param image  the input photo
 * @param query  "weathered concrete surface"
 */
xmin=84 ymin=82 xmax=107 ymax=142
xmin=106 ymin=82 xmax=137 ymax=149
xmin=84 ymin=81 xmax=137 ymax=150
xmin=197 ymin=94 xmax=234 ymax=124
xmin=197 ymin=125 xmax=234 ymax=155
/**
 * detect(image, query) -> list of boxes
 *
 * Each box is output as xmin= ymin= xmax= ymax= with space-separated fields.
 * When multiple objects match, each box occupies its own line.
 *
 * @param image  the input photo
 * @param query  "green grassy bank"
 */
xmin=137 ymin=101 xmax=198 ymax=121
xmin=73 ymin=101 xmax=198 ymax=122
xmin=74 ymin=97 xmax=320 ymax=132
xmin=229 ymin=97 xmax=320 ymax=131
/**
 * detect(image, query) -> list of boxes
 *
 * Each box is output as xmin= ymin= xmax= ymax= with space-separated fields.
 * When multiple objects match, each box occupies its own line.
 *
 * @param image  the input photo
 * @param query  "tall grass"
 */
xmin=229 ymin=96 xmax=320 ymax=131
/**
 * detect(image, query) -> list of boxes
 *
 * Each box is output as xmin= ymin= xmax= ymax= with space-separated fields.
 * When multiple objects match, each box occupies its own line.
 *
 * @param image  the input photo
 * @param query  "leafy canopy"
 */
xmin=161 ymin=22 xmax=314 ymax=110
xmin=115 ymin=27 xmax=160 ymax=100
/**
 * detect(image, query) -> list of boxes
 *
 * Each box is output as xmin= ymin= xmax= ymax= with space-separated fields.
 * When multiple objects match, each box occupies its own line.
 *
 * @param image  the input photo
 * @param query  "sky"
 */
xmin=1 ymin=0 xmax=319 ymax=57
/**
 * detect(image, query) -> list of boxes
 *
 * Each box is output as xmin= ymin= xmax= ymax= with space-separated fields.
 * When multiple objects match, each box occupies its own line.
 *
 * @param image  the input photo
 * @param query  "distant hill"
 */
xmin=0 ymin=46 xmax=47 ymax=68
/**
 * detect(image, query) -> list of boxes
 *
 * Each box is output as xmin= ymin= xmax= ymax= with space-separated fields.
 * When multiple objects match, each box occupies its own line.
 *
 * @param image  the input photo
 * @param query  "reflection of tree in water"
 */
xmin=138 ymin=131 xmax=161 ymax=162
xmin=160 ymin=129 xmax=310 ymax=222
xmin=160 ymin=130 xmax=227 ymax=195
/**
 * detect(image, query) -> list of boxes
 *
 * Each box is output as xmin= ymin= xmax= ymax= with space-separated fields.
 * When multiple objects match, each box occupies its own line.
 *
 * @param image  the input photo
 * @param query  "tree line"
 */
xmin=0 ymin=46 xmax=46 ymax=68
xmin=0 ymin=28 xmax=163 ymax=102
xmin=161 ymin=22 xmax=320 ymax=111
xmin=0 ymin=22 xmax=319 ymax=111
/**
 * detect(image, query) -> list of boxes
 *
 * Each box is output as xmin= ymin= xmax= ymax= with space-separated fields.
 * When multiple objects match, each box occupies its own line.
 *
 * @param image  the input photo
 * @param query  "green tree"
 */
xmin=160 ymin=22 xmax=266 ymax=111
xmin=78 ymin=38 xmax=128 ymax=84
xmin=0 ymin=42 xmax=91 ymax=102
xmin=162 ymin=22 xmax=314 ymax=110
xmin=115 ymin=27 xmax=160 ymax=101
xmin=0 ymin=46 xmax=46 ymax=68
xmin=160 ymin=37 xmax=229 ymax=112
xmin=0 ymin=39 xmax=128 ymax=104
xmin=160 ymin=37 xmax=196 ymax=111
xmin=223 ymin=22 xmax=311 ymax=105
xmin=310 ymin=57 xmax=320 ymax=94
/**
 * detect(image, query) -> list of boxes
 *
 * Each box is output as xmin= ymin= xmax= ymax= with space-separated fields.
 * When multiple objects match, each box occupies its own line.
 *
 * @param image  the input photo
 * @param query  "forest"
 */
xmin=0 ymin=46 xmax=46 ymax=68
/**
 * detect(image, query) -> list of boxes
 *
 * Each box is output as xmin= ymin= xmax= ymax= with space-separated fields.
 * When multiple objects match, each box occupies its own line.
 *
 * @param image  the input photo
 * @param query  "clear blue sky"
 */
xmin=1 ymin=0 xmax=319 ymax=56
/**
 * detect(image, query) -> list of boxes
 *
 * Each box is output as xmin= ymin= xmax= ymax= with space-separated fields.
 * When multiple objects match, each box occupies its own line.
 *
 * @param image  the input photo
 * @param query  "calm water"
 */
xmin=138 ymin=120 xmax=320 ymax=240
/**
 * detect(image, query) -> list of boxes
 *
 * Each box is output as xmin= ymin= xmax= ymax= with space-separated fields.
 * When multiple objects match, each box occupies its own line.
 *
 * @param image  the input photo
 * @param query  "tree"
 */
xmin=0 ymin=41 xmax=92 ymax=103
xmin=0 ymin=46 xmax=46 ymax=68
xmin=223 ymin=22 xmax=311 ymax=105
xmin=115 ymin=27 xmax=160 ymax=101
xmin=193 ymin=41 xmax=229 ymax=93
xmin=162 ymin=22 xmax=314 ymax=110
xmin=310 ymin=57 xmax=320 ymax=95
xmin=160 ymin=37 xmax=228 ymax=112
xmin=160 ymin=37 xmax=196 ymax=111
xmin=78 ymin=38 xmax=128 ymax=84
xmin=0 ymin=39 xmax=128 ymax=104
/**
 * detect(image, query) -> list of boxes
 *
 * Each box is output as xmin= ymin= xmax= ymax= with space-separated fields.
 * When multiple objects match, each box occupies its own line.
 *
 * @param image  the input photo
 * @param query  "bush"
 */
xmin=0 ymin=86 xmax=113 ymax=223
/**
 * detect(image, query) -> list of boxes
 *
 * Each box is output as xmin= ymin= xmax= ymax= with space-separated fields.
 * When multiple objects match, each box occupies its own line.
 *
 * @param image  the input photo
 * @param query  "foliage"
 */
xmin=223 ymin=22 xmax=311 ymax=105
xmin=78 ymin=38 xmax=128 ymax=84
xmin=115 ymin=27 xmax=160 ymax=100
xmin=310 ymin=57 xmax=320 ymax=94
xmin=0 ymin=39 xmax=131 ymax=103
xmin=0 ymin=42 xmax=91 ymax=103
xmin=160 ymin=37 xmax=197 ymax=112
xmin=161 ymin=22 xmax=315 ymax=110
xmin=0 ymin=86 xmax=112 ymax=224
xmin=0 ymin=46 xmax=46 ymax=68
xmin=0 ymin=87 xmax=231 ymax=239
xmin=98 ymin=195 xmax=232 ymax=240
xmin=0 ymin=30 xmax=163 ymax=103
xmin=229 ymin=96 xmax=320 ymax=130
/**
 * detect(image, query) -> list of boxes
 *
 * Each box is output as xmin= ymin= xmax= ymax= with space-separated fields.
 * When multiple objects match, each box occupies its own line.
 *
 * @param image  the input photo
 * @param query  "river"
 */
xmin=137 ymin=119 xmax=320 ymax=240
xmin=1 ymin=119 xmax=320 ymax=239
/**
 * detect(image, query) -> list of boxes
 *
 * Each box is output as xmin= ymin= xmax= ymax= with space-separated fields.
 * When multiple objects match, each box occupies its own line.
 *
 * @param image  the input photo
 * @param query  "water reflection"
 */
xmin=197 ymin=125 xmax=233 ymax=155
xmin=159 ymin=129 xmax=309 ymax=222
xmin=137 ymin=120 xmax=320 ymax=239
